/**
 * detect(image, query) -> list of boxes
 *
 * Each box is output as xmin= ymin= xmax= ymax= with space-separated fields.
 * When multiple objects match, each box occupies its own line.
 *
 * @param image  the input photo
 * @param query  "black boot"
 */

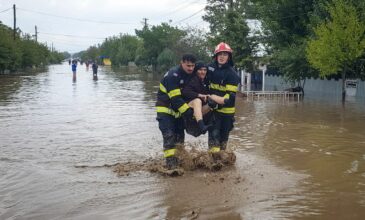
xmin=197 ymin=119 xmax=210 ymax=134
xmin=165 ymin=156 xmax=178 ymax=170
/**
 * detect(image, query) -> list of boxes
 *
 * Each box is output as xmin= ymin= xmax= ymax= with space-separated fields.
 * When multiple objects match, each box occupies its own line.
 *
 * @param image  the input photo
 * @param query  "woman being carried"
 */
xmin=182 ymin=62 xmax=227 ymax=136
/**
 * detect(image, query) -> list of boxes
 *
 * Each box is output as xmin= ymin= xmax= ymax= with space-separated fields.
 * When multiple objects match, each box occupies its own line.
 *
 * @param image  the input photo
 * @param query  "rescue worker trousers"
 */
xmin=208 ymin=112 xmax=234 ymax=151
xmin=156 ymin=113 xmax=185 ymax=154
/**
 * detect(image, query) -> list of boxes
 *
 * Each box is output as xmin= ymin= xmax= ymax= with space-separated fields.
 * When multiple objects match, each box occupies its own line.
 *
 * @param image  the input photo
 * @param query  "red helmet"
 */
xmin=214 ymin=42 xmax=233 ymax=55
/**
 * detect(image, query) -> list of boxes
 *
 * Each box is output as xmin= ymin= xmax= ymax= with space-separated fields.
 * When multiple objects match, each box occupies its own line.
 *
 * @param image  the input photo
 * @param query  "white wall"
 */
xmin=265 ymin=75 xmax=365 ymax=98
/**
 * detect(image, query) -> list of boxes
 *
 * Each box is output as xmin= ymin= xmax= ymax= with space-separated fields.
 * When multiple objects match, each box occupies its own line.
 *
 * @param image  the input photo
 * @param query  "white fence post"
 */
xmin=240 ymin=70 xmax=245 ymax=92
xmin=262 ymin=66 xmax=267 ymax=91
xmin=247 ymin=72 xmax=251 ymax=91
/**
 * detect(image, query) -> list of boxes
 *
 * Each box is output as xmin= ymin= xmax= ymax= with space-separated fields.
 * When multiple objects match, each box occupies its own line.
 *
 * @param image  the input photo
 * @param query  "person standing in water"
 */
xmin=156 ymin=54 xmax=196 ymax=170
xmin=92 ymin=61 xmax=98 ymax=80
xmin=71 ymin=60 xmax=77 ymax=81
xmin=207 ymin=42 xmax=240 ymax=154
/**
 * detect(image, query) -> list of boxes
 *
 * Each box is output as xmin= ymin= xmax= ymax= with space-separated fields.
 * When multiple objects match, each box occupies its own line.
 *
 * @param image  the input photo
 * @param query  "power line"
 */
xmin=191 ymin=20 xmax=206 ymax=26
xmin=0 ymin=7 xmax=12 ymax=13
xmin=39 ymin=36 xmax=100 ymax=44
xmin=39 ymin=32 xmax=106 ymax=39
xmin=159 ymin=0 xmax=203 ymax=18
xmin=172 ymin=8 xmax=205 ymax=25
xmin=17 ymin=7 xmax=136 ymax=25
xmin=41 ymin=40 xmax=95 ymax=47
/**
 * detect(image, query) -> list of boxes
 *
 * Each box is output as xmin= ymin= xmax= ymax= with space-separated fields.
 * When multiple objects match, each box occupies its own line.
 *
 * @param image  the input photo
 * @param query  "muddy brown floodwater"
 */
xmin=1 ymin=62 xmax=365 ymax=219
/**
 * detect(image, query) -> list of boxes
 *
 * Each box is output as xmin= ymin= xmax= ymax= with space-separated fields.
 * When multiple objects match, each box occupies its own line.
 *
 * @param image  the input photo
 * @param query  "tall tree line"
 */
xmin=79 ymin=0 xmax=365 ymax=95
xmin=0 ymin=22 xmax=66 ymax=73
xmin=80 ymin=23 xmax=211 ymax=72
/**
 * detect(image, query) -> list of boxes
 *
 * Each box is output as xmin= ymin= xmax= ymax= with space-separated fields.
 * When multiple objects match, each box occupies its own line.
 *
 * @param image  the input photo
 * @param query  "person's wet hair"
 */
xmin=194 ymin=61 xmax=207 ymax=72
xmin=182 ymin=54 xmax=196 ymax=63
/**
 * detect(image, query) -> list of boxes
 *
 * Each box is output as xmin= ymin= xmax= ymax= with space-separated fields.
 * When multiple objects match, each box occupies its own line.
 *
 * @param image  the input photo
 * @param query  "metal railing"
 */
xmin=243 ymin=91 xmax=303 ymax=101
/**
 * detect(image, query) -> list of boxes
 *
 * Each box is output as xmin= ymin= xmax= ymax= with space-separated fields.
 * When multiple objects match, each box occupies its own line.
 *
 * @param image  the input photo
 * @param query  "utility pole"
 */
xmin=228 ymin=0 xmax=233 ymax=9
xmin=34 ymin=25 xmax=38 ymax=42
xmin=13 ymin=4 xmax=16 ymax=40
xmin=142 ymin=18 xmax=148 ymax=29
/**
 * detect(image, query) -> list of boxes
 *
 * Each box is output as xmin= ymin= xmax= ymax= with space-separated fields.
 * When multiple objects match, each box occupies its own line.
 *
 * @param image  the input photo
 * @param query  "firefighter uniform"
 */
xmin=156 ymin=65 xmax=193 ymax=166
xmin=207 ymin=42 xmax=240 ymax=153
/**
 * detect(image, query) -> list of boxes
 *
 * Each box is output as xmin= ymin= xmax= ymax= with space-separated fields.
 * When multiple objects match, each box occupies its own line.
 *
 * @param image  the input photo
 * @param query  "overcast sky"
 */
xmin=0 ymin=0 xmax=208 ymax=53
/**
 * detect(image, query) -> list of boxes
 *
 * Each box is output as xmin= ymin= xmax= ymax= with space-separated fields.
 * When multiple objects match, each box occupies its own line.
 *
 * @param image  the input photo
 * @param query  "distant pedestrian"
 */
xmin=92 ymin=61 xmax=98 ymax=79
xmin=72 ymin=60 xmax=77 ymax=81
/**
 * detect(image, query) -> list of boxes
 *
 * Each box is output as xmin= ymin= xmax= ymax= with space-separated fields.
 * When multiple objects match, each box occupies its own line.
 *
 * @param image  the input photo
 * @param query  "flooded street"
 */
xmin=1 ymin=63 xmax=365 ymax=220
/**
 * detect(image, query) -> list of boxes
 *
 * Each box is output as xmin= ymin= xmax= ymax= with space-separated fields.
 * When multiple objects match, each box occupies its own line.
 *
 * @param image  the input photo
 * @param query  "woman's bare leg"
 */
xmin=202 ymin=104 xmax=211 ymax=115
xmin=188 ymin=98 xmax=203 ymax=121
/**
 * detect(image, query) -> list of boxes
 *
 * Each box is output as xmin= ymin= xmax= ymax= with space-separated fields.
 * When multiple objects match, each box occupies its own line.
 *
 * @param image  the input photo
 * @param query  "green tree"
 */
xmin=1 ymin=21 xmax=65 ymax=72
xmin=250 ymin=0 xmax=318 ymax=87
xmin=272 ymin=44 xmax=315 ymax=90
xmin=99 ymin=36 xmax=121 ymax=64
xmin=81 ymin=46 xmax=100 ymax=62
xmin=177 ymin=27 xmax=210 ymax=63
xmin=135 ymin=23 xmax=186 ymax=70
xmin=203 ymin=0 xmax=253 ymax=69
xmin=306 ymin=0 xmax=365 ymax=100
xmin=97 ymin=34 xmax=141 ymax=66
xmin=20 ymin=37 xmax=49 ymax=68
xmin=157 ymin=48 xmax=176 ymax=71
xmin=0 ymin=23 xmax=22 ymax=72
xmin=115 ymin=35 xmax=141 ymax=66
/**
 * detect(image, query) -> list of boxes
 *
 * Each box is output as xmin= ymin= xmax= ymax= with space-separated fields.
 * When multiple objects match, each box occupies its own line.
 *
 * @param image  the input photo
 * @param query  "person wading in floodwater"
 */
xmin=206 ymin=42 xmax=239 ymax=159
xmin=71 ymin=60 xmax=77 ymax=82
xmin=156 ymin=54 xmax=196 ymax=171
xmin=92 ymin=61 xmax=98 ymax=80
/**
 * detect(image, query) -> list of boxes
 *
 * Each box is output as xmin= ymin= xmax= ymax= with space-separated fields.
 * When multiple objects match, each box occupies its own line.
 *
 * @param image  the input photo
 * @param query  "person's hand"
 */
xmin=198 ymin=94 xmax=208 ymax=102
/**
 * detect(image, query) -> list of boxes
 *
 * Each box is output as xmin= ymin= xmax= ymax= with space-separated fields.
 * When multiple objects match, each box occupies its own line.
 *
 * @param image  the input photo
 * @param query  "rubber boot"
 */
xmin=210 ymin=152 xmax=223 ymax=171
xmin=197 ymin=119 xmax=210 ymax=134
xmin=165 ymin=156 xmax=178 ymax=170
xmin=209 ymin=147 xmax=223 ymax=171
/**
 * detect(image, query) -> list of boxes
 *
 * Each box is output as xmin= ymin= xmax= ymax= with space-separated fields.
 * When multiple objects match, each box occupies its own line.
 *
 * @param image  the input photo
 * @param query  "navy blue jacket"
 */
xmin=156 ymin=66 xmax=193 ymax=117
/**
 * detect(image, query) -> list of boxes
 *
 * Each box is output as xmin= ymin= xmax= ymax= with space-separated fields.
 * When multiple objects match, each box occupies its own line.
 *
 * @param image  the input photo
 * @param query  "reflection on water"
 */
xmin=232 ymin=100 xmax=365 ymax=219
xmin=0 ymin=63 xmax=365 ymax=219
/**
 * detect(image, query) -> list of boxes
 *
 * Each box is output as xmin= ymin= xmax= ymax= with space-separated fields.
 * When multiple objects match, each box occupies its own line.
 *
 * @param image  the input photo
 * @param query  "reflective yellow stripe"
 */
xmin=209 ymin=147 xmax=221 ymax=153
xmin=210 ymin=83 xmax=226 ymax=92
xmin=223 ymin=93 xmax=230 ymax=99
xmin=156 ymin=106 xmax=181 ymax=118
xmin=226 ymin=84 xmax=238 ymax=92
xmin=178 ymin=103 xmax=189 ymax=114
xmin=164 ymin=148 xmax=176 ymax=158
xmin=217 ymin=107 xmax=235 ymax=114
xmin=168 ymin=89 xmax=181 ymax=98
xmin=159 ymin=83 xmax=167 ymax=93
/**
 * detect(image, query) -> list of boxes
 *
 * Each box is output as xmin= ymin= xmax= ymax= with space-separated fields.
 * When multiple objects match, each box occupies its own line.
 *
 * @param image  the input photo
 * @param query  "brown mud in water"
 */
xmin=3 ymin=64 xmax=365 ymax=219
xmin=111 ymin=146 xmax=237 ymax=177
xmin=73 ymin=141 xmax=303 ymax=217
